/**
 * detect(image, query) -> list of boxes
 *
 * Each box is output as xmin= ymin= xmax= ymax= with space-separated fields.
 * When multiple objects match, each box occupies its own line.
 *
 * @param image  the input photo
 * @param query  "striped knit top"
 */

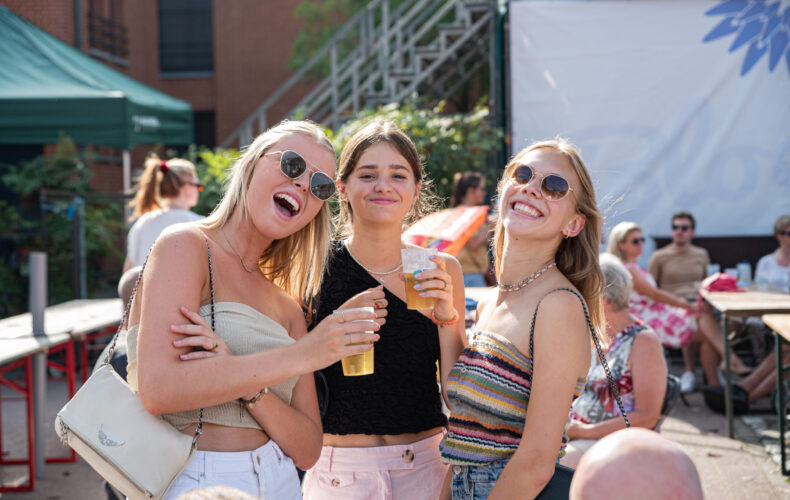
xmin=439 ymin=330 xmax=586 ymax=464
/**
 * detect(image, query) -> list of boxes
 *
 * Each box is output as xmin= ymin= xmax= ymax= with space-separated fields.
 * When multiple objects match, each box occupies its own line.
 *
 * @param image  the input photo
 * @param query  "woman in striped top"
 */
xmin=439 ymin=138 xmax=605 ymax=499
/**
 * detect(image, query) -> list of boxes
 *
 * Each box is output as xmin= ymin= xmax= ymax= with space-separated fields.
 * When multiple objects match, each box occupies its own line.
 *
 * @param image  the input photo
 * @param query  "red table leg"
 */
xmin=0 ymin=356 xmax=35 ymax=492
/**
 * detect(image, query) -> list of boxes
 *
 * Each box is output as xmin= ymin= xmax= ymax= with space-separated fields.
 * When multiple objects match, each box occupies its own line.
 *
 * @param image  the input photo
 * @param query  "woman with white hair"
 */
xmin=561 ymin=254 xmax=667 ymax=469
xmin=125 ymin=120 xmax=380 ymax=499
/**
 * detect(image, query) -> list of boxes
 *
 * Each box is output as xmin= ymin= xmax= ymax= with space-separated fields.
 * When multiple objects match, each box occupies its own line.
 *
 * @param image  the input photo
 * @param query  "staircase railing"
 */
xmin=220 ymin=0 xmax=494 ymax=148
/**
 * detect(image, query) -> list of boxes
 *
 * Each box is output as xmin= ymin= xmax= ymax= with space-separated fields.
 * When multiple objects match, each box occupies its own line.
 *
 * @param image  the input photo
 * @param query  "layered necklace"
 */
xmin=498 ymin=262 xmax=556 ymax=292
xmin=345 ymin=241 xmax=402 ymax=284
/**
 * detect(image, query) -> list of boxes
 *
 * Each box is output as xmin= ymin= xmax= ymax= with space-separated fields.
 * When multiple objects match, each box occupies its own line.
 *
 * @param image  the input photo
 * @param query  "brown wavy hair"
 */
xmin=334 ymin=120 xmax=440 ymax=239
xmin=492 ymin=138 xmax=605 ymax=332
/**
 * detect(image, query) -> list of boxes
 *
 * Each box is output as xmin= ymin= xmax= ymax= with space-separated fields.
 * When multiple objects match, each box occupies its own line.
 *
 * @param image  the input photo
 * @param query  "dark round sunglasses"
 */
xmin=266 ymin=150 xmax=336 ymax=201
xmin=510 ymin=164 xmax=573 ymax=201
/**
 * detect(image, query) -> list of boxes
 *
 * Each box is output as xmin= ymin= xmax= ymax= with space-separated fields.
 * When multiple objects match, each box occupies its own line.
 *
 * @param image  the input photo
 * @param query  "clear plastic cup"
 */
xmin=401 ymin=248 xmax=438 ymax=310
xmin=334 ymin=306 xmax=375 ymax=376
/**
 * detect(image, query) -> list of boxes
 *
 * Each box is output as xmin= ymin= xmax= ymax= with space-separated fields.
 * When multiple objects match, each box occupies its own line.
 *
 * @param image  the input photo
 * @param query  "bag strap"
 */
xmin=528 ymin=287 xmax=630 ymax=428
xmin=104 ymin=235 xmax=215 ymax=447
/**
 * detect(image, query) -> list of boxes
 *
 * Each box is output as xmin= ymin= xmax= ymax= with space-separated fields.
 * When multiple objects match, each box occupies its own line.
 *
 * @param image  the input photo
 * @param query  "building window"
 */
xmin=159 ymin=0 xmax=214 ymax=75
xmin=193 ymin=111 xmax=216 ymax=148
xmin=88 ymin=0 xmax=129 ymax=66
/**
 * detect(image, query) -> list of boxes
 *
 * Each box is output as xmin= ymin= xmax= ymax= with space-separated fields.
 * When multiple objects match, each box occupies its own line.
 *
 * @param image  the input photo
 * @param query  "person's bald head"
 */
xmin=570 ymin=428 xmax=702 ymax=500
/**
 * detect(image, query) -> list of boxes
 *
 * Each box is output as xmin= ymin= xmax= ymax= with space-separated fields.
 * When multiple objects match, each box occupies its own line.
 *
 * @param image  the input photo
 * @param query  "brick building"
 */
xmin=2 ymin=0 xmax=309 ymax=191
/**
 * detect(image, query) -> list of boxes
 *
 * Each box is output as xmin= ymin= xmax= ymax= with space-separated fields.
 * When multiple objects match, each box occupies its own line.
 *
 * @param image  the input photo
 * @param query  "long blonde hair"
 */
xmin=129 ymin=155 xmax=196 ymax=218
xmin=492 ymin=138 xmax=605 ymax=331
xmin=202 ymin=120 xmax=334 ymax=306
xmin=334 ymin=120 xmax=440 ymax=239
xmin=606 ymin=221 xmax=642 ymax=263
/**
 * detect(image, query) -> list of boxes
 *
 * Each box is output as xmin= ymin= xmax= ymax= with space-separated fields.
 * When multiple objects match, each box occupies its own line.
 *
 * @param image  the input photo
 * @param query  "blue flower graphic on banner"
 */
xmin=703 ymin=0 xmax=790 ymax=77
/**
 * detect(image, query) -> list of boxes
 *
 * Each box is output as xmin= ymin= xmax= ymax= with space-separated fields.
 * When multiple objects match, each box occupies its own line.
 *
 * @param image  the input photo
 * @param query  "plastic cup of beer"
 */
xmin=402 ymin=248 xmax=438 ymax=310
xmin=335 ymin=306 xmax=375 ymax=376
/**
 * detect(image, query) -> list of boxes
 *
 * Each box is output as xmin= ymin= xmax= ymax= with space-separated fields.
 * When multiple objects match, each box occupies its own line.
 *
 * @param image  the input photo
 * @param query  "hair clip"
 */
xmin=160 ymin=160 xmax=169 ymax=173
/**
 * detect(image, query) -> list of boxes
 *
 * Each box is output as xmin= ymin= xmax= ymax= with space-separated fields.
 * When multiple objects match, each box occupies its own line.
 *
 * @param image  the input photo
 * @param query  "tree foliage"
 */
xmin=0 ymin=136 xmax=125 ymax=316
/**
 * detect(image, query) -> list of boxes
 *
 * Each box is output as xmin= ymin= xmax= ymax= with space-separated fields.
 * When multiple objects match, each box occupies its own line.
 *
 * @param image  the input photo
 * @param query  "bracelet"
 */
xmin=431 ymin=308 xmax=459 ymax=327
xmin=241 ymin=387 xmax=269 ymax=409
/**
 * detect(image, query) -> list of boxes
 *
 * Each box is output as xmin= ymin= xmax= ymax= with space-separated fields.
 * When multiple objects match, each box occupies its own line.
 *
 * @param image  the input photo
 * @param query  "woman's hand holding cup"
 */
xmin=412 ymin=255 xmax=455 ymax=322
xmin=338 ymin=285 xmax=388 ymax=327
xmin=300 ymin=307 xmax=380 ymax=372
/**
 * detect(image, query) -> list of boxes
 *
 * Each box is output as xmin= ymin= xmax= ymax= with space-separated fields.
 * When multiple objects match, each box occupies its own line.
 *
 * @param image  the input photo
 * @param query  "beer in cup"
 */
xmin=402 ymin=248 xmax=438 ymax=310
xmin=334 ymin=306 xmax=375 ymax=376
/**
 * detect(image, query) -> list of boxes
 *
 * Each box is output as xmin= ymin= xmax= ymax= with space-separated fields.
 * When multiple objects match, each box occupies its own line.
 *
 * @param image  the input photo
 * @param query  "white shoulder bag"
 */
xmin=55 ymin=239 xmax=214 ymax=499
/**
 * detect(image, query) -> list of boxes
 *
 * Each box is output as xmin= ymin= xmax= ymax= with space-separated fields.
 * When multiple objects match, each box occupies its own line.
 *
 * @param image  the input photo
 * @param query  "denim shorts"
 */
xmin=450 ymin=460 xmax=508 ymax=500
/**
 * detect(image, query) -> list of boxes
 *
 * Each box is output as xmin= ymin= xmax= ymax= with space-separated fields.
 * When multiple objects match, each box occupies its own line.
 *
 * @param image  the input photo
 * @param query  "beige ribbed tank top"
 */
xmin=126 ymin=301 xmax=298 ymax=431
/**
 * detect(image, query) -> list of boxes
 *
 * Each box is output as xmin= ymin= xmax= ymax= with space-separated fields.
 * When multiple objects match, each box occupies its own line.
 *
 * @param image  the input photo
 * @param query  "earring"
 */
xmin=563 ymin=232 xmax=570 ymax=239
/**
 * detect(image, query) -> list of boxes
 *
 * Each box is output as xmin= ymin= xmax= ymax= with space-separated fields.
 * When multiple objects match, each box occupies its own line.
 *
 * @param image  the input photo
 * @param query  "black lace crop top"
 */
xmin=312 ymin=242 xmax=447 ymax=435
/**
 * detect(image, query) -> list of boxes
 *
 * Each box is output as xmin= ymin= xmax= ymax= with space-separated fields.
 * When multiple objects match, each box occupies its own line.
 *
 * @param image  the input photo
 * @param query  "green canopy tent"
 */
xmin=0 ymin=6 xmax=193 ymax=190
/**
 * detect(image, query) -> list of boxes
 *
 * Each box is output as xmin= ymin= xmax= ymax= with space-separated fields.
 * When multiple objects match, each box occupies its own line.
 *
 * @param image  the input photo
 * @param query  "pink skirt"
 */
xmin=630 ymin=294 xmax=696 ymax=349
xmin=302 ymin=432 xmax=447 ymax=500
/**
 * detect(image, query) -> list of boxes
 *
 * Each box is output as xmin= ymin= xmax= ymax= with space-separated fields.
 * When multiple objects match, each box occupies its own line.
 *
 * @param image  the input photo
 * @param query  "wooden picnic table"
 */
xmin=0 ymin=298 xmax=122 ymax=341
xmin=0 ymin=298 xmax=121 ymax=492
xmin=763 ymin=314 xmax=790 ymax=476
xmin=700 ymin=289 xmax=790 ymax=439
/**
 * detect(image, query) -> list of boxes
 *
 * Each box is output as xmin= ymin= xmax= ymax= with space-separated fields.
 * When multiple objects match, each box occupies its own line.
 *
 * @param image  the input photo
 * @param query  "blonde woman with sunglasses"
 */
xmin=439 ymin=139 xmax=603 ymax=499
xmin=125 ymin=120 xmax=380 ymax=499
xmin=301 ymin=121 xmax=467 ymax=500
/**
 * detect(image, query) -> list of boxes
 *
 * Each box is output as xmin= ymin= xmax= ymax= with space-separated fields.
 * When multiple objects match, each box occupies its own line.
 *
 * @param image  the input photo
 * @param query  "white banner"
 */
xmin=509 ymin=0 xmax=790 ymax=238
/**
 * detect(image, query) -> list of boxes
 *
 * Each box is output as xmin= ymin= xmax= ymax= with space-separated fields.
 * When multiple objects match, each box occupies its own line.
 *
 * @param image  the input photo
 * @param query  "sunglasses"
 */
xmin=265 ymin=150 xmax=336 ymax=201
xmin=779 ymin=230 xmax=790 ymax=236
xmin=672 ymin=224 xmax=691 ymax=231
xmin=510 ymin=164 xmax=574 ymax=201
xmin=630 ymin=237 xmax=645 ymax=245
xmin=186 ymin=181 xmax=204 ymax=192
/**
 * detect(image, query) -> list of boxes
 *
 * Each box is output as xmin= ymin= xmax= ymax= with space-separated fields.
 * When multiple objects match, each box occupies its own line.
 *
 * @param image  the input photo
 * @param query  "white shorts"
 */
xmin=163 ymin=440 xmax=301 ymax=500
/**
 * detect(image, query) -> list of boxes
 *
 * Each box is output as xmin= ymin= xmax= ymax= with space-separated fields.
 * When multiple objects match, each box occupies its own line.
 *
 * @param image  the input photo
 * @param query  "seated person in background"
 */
xmin=702 ymin=214 xmax=790 ymax=413
xmin=607 ymin=222 xmax=750 ymax=387
xmin=569 ymin=428 xmax=703 ymax=500
xmin=450 ymin=171 xmax=492 ymax=287
xmin=561 ymin=254 xmax=667 ymax=469
xmin=648 ymin=211 xmax=710 ymax=392
xmin=755 ymin=214 xmax=790 ymax=291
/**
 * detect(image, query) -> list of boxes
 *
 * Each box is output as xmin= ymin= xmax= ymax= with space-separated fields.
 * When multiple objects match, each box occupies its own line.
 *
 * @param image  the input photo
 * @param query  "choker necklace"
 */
xmin=498 ymin=262 xmax=556 ymax=292
xmin=222 ymin=229 xmax=257 ymax=273
xmin=345 ymin=241 xmax=402 ymax=284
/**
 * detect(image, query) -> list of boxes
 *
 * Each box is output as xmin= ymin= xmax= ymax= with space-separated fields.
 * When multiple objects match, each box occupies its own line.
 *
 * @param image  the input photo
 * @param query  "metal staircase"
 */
xmin=220 ymin=0 xmax=496 ymax=148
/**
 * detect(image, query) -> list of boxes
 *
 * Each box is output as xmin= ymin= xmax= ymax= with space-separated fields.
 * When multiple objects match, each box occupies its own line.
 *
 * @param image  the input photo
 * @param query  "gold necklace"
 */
xmin=345 ymin=241 xmax=402 ymax=284
xmin=222 ymin=229 xmax=257 ymax=273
